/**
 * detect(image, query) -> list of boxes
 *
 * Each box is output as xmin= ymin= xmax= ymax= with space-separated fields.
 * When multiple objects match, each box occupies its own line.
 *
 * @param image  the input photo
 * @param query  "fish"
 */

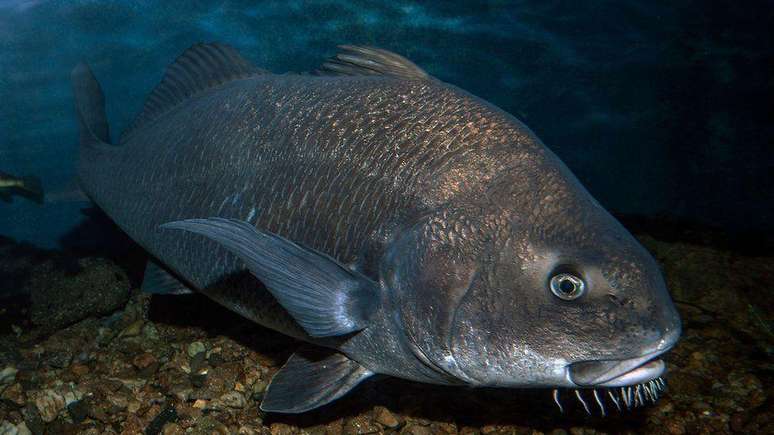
xmin=0 ymin=171 xmax=43 ymax=204
xmin=71 ymin=43 xmax=682 ymax=414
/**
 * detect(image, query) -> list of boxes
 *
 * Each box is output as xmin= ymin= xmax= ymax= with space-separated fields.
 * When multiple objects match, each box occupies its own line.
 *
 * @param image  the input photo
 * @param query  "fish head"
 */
xmin=383 ymin=167 xmax=681 ymax=390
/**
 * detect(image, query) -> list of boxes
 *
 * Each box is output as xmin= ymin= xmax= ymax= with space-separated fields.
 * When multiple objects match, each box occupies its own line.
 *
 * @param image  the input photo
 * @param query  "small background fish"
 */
xmin=0 ymin=171 xmax=43 ymax=204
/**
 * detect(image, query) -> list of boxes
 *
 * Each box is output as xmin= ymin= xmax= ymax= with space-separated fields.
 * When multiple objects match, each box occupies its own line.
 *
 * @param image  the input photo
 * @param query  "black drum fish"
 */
xmin=71 ymin=43 xmax=681 ymax=413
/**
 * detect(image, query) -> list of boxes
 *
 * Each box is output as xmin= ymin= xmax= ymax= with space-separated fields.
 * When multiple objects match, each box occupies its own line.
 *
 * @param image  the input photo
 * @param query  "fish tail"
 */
xmin=18 ymin=175 xmax=44 ymax=204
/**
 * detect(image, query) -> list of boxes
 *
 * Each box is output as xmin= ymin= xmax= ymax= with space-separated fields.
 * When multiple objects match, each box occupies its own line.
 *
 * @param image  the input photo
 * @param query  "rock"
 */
xmin=161 ymin=423 xmax=185 ymax=435
xmin=43 ymin=349 xmax=72 ymax=368
xmin=21 ymin=403 xmax=44 ymax=435
xmin=66 ymin=399 xmax=90 ymax=423
xmin=33 ymin=385 xmax=81 ymax=425
xmin=70 ymin=363 xmax=90 ymax=377
xmin=193 ymin=416 xmax=229 ymax=435
xmin=0 ymin=421 xmax=18 ymax=435
xmin=269 ymin=423 xmax=296 ymax=435
xmin=190 ymin=349 xmax=207 ymax=372
xmin=0 ymin=367 xmax=17 ymax=391
xmin=34 ymin=390 xmax=65 ymax=423
xmin=189 ymin=372 xmax=207 ymax=388
xmin=29 ymin=257 xmax=131 ymax=333
xmin=145 ymin=405 xmax=178 ymax=435
xmin=13 ymin=423 xmax=31 ymax=435
xmin=0 ymin=421 xmax=31 ymax=435
xmin=143 ymin=323 xmax=160 ymax=341
xmin=664 ymin=419 xmax=686 ymax=435
xmin=120 ymin=319 xmax=145 ymax=338
xmin=187 ymin=341 xmax=206 ymax=358
xmin=1 ymin=383 xmax=25 ymax=407
xmin=400 ymin=424 xmax=432 ymax=435
xmin=132 ymin=352 xmax=159 ymax=376
xmin=217 ymin=391 xmax=246 ymax=409
xmin=374 ymin=406 xmax=401 ymax=428
xmin=251 ymin=379 xmax=268 ymax=401
xmin=343 ymin=416 xmax=380 ymax=435
xmin=127 ymin=399 xmax=142 ymax=413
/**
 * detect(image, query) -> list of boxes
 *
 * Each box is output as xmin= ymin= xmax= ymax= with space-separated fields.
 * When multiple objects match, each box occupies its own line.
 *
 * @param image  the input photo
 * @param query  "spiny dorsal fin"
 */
xmin=121 ymin=43 xmax=264 ymax=142
xmin=317 ymin=45 xmax=430 ymax=80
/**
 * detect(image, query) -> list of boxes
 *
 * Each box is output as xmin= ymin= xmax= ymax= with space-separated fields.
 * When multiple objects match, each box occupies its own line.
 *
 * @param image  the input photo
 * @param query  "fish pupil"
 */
xmin=559 ymin=279 xmax=576 ymax=294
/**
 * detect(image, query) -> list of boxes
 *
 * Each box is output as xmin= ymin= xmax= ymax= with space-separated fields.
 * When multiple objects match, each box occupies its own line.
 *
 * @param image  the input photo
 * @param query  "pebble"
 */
xmin=400 ymin=424 xmax=432 ymax=435
xmin=374 ymin=406 xmax=400 ymax=428
xmin=0 ymin=421 xmax=31 ymax=435
xmin=161 ymin=423 xmax=185 ymax=435
xmin=146 ymin=405 xmax=178 ymax=435
xmin=270 ymin=423 xmax=296 ymax=435
xmin=21 ymin=403 xmax=44 ymax=435
xmin=665 ymin=420 xmax=686 ymax=435
xmin=14 ymin=422 xmax=31 ymax=435
xmin=70 ymin=363 xmax=90 ymax=376
xmin=1 ymin=383 xmax=25 ymax=407
xmin=132 ymin=352 xmax=158 ymax=373
xmin=34 ymin=390 xmax=66 ymax=423
xmin=44 ymin=350 xmax=72 ymax=368
xmin=0 ymin=367 xmax=17 ymax=390
xmin=193 ymin=416 xmax=229 ymax=435
xmin=120 ymin=319 xmax=145 ymax=338
xmin=0 ymin=421 xmax=17 ymax=435
xmin=218 ymin=391 xmax=246 ymax=409
xmin=143 ymin=323 xmax=160 ymax=341
xmin=66 ymin=399 xmax=90 ymax=423
xmin=187 ymin=341 xmax=206 ymax=358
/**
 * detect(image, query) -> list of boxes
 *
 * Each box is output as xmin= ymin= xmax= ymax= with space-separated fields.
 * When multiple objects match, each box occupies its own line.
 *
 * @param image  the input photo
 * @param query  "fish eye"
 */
xmin=549 ymin=272 xmax=586 ymax=300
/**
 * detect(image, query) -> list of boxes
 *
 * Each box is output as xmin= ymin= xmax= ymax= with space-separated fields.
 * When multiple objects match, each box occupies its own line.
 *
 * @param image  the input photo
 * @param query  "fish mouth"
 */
xmin=567 ymin=326 xmax=680 ymax=387
xmin=567 ymin=347 xmax=671 ymax=387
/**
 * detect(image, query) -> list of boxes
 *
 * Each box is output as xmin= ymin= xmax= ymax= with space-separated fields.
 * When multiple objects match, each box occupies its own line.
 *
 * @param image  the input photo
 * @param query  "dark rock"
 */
xmin=44 ymin=350 xmax=73 ymax=368
xmin=189 ymin=372 xmax=207 ymax=389
xmin=190 ymin=350 xmax=207 ymax=373
xmin=145 ymin=405 xmax=178 ymax=435
xmin=45 ymin=418 xmax=80 ymax=435
xmin=66 ymin=399 xmax=90 ymax=423
xmin=22 ymin=403 xmax=45 ymax=435
xmin=30 ymin=258 xmax=130 ymax=333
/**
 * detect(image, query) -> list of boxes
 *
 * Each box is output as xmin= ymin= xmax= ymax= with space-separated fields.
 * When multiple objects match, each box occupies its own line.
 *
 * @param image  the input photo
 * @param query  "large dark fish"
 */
xmin=0 ymin=171 xmax=43 ymax=204
xmin=72 ymin=43 xmax=681 ymax=414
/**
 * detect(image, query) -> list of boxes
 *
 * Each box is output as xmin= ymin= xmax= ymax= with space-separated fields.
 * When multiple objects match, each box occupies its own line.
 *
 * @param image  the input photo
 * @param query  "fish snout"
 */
xmin=567 ymin=325 xmax=681 ymax=388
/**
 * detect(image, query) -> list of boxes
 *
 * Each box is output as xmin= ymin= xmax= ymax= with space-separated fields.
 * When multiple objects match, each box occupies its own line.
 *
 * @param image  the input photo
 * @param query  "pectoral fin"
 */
xmin=161 ymin=218 xmax=380 ymax=337
xmin=261 ymin=349 xmax=374 ymax=413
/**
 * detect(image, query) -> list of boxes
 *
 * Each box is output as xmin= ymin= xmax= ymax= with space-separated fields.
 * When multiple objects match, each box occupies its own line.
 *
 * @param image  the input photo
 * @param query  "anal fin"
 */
xmin=261 ymin=348 xmax=374 ymax=413
xmin=142 ymin=260 xmax=194 ymax=295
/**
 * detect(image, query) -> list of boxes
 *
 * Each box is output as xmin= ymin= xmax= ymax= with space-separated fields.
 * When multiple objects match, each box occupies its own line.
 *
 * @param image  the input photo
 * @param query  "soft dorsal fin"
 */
xmin=121 ymin=43 xmax=264 ymax=142
xmin=317 ymin=45 xmax=430 ymax=80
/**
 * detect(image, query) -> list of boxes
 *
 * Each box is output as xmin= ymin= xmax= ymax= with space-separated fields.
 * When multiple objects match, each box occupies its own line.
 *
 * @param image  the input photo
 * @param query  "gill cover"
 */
xmin=384 ymin=209 xmax=484 ymax=384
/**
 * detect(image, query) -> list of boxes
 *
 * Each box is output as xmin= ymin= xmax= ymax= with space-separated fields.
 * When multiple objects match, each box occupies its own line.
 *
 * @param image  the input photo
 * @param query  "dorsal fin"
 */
xmin=317 ymin=45 xmax=430 ymax=80
xmin=121 ymin=43 xmax=264 ymax=142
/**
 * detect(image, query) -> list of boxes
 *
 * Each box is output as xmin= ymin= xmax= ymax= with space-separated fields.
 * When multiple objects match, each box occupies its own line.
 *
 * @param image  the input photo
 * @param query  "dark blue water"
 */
xmin=1 ymin=0 xmax=772 ymax=248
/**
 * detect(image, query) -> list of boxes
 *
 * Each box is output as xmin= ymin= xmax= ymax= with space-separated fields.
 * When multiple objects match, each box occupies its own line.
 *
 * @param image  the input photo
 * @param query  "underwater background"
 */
xmin=0 ymin=1 xmax=772 ymax=434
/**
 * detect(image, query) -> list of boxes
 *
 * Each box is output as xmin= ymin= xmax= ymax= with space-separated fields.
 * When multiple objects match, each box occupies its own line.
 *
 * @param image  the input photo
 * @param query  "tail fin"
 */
xmin=18 ymin=176 xmax=44 ymax=204
xmin=71 ymin=62 xmax=111 ymax=146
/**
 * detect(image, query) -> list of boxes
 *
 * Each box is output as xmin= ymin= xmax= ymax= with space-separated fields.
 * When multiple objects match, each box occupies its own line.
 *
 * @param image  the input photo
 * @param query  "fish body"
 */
xmin=72 ymin=44 xmax=681 ymax=413
xmin=0 ymin=171 xmax=43 ymax=204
